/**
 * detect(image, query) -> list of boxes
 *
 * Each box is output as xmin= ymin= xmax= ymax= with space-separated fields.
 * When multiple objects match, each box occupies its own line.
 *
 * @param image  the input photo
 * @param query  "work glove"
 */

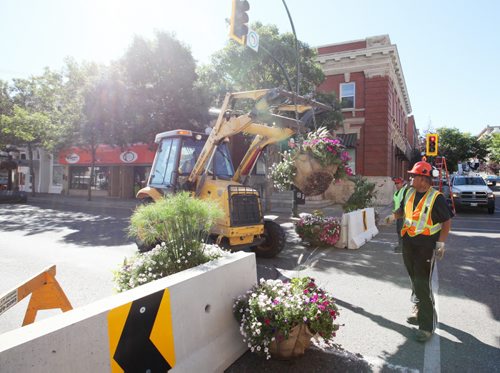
xmin=384 ymin=214 xmax=395 ymax=225
xmin=435 ymin=241 xmax=446 ymax=260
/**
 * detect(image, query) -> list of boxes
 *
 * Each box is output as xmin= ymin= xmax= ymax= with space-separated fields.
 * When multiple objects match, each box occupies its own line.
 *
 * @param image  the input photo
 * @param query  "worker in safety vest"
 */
xmin=385 ymin=161 xmax=452 ymax=342
xmin=391 ymin=177 xmax=407 ymax=253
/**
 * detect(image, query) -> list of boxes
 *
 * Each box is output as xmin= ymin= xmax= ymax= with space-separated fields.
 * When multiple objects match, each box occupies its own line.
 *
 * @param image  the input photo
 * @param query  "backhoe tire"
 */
xmin=254 ymin=221 xmax=286 ymax=258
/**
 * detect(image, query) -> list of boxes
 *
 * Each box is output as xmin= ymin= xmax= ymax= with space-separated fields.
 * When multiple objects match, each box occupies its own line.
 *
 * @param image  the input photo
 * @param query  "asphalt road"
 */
xmin=1 ymin=193 xmax=499 ymax=372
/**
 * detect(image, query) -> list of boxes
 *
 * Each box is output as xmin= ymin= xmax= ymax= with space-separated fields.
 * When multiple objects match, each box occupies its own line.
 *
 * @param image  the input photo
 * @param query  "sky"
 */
xmin=1 ymin=0 xmax=499 ymax=135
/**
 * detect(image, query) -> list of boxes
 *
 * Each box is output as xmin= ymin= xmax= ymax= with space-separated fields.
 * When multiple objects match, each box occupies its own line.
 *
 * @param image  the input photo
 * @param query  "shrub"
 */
xmin=342 ymin=176 xmax=377 ymax=213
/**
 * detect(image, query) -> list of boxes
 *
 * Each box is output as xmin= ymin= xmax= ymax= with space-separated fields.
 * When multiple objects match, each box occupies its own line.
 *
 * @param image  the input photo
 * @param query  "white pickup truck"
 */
xmin=447 ymin=175 xmax=495 ymax=214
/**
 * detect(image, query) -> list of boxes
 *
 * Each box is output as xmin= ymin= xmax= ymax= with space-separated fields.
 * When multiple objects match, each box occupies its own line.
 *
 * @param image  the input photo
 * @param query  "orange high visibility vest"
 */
xmin=401 ymin=187 xmax=442 ymax=237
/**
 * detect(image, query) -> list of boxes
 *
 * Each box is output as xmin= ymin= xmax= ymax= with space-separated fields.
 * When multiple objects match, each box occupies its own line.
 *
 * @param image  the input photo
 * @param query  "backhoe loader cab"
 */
xmin=136 ymin=88 xmax=333 ymax=257
xmin=145 ymin=130 xmax=235 ymax=194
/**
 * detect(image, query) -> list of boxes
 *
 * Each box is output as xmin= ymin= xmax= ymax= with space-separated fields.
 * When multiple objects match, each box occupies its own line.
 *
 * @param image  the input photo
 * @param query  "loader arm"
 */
xmin=188 ymin=88 xmax=333 ymax=190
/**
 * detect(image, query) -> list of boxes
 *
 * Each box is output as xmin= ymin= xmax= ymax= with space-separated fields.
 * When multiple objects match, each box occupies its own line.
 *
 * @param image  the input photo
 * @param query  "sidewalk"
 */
xmin=27 ymin=193 xmax=393 ymax=224
xmin=26 ymin=192 xmax=139 ymax=211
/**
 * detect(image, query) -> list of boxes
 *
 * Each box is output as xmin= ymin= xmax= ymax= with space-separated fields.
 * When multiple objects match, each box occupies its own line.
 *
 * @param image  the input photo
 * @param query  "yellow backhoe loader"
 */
xmin=136 ymin=88 xmax=331 ymax=257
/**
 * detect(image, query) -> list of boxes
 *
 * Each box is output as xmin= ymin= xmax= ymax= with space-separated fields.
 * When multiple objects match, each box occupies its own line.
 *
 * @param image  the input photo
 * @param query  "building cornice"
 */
xmin=316 ymin=35 xmax=412 ymax=114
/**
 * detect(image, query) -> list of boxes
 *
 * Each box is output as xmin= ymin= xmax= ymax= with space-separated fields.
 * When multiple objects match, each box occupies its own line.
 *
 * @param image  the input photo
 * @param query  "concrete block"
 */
xmin=0 ymin=252 xmax=257 ymax=373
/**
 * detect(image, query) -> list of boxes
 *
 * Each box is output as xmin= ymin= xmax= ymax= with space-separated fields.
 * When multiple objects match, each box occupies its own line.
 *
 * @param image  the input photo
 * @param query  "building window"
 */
xmin=340 ymin=82 xmax=355 ymax=109
xmin=69 ymin=166 xmax=109 ymax=190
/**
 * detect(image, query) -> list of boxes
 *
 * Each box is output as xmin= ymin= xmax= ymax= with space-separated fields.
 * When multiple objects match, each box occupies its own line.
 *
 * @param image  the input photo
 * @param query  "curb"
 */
xmin=27 ymin=194 xmax=139 ymax=211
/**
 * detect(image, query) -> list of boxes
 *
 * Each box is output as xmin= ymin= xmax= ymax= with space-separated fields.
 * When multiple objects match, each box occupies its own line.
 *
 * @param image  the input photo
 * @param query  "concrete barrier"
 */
xmin=0 ymin=252 xmax=256 ymax=373
xmin=336 ymin=208 xmax=378 ymax=250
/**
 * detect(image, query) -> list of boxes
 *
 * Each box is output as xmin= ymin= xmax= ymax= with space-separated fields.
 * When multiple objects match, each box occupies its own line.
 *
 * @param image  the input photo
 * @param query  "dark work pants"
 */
xmin=396 ymin=218 xmax=403 ymax=249
xmin=402 ymin=235 xmax=437 ymax=332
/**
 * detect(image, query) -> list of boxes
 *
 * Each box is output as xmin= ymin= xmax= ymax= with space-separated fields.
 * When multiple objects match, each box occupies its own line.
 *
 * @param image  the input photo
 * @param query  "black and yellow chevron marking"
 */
xmin=108 ymin=288 xmax=175 ymax=372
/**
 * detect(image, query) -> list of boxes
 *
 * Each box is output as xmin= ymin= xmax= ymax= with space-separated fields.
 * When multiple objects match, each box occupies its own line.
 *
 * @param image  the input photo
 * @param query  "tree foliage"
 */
xmin=489 ymin=133 xmax=500 ymax=164
xmin=118 ymin=31 xmax=207 ymax=142
xmin=198 ymin=23 xmax=341 ymax=131
xmin=198 ymin=23 xmax=325 ymax=105
xmin=435 ymin=127 xmax=490 ymax=172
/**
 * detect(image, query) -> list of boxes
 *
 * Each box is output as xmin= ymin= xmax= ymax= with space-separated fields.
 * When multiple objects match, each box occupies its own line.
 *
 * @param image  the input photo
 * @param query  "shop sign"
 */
xmin=119 ymin=151 xmax=138 ymax=163
xmin=58 ymin=144 xmax=156 ymax=165
xmin=65 ymin=153 xmax=80 ymax=164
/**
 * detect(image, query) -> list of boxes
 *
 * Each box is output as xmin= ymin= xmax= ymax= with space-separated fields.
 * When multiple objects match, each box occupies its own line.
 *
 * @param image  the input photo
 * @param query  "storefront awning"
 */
xmin=58 ymin=144 xmax=157 ymax=165
xmin=337 ymin=134 xmax=357 ymax=148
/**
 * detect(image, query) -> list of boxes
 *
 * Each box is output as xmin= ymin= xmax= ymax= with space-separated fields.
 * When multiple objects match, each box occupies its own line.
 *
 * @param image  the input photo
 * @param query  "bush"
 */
xmin=342 ymin=176 xmax=377 ymax=213
xmin=114 ymin=192 xmax=225 ymax=291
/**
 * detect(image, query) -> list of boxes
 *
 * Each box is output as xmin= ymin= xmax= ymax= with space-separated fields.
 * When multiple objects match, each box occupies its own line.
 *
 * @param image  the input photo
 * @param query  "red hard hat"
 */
xmin=408 ymin=161 xmax=432 ymax=176
xmin=392 ymin=177 xmax=404 ymax=184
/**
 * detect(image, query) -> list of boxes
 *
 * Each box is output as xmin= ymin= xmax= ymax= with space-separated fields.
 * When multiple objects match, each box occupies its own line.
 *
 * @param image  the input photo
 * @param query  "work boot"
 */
xmin=406 ymin=304 xmax=418 ymax=325
xmin=414 ymin=329 xmax=433 ymax=342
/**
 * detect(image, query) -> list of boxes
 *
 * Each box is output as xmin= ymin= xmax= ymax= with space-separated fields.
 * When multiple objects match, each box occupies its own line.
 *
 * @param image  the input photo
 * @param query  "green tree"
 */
xmin=0 ymin=80 xmax=12 ymax=117
xmin=118 ymin=31 xmax=206 ymax=143
xmin=436 ymin=127 xmax=490 ymax=172
xmin=198 ymin=23 xmax=324 ymax=104
xmin=489 ymin=133 xmax=500 ymax=163
xmin=0 ymin=69 xmax=70 ymax=195
xmin=198 ymin=23 xmax=342 ymax=132
xmin=1 ymin=106 xmax=51 ymax=195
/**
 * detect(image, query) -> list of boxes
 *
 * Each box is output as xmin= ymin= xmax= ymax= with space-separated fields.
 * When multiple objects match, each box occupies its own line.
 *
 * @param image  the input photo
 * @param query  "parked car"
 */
xmin=448 ymin=175 xmax=495 ymax=214
xmin=484 ymin=175 xmax=498 ymax=187
xmin=0 ymin=176 xmax=8 ymax=190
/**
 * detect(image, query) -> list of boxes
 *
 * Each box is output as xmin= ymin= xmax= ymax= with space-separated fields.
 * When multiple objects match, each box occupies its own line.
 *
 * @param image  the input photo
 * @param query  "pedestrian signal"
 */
xmin=229 ymin=0 xmax=249 ymax=45
xmin=426 ymin=133 xmax=439 ymax=156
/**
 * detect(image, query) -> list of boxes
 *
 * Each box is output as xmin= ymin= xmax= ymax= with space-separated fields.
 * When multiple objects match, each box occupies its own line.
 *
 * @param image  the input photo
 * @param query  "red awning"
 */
xmin=58 ymin=144 xmax=157 ymax=165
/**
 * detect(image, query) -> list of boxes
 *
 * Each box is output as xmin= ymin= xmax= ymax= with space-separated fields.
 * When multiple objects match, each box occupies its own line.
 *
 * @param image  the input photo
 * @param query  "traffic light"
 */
xmin=426 ymin=133 xmax=439 ymax=156
xmin=229 ymin=0 xmax=249 ymax=45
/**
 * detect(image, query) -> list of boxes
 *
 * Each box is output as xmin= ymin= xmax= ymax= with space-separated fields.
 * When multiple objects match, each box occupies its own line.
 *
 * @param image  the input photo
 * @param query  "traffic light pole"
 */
xmin=281 ymin=0 xmax=301 ymax=217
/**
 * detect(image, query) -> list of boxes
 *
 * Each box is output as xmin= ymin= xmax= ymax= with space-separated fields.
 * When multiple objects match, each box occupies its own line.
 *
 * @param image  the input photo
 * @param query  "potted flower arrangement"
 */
xmin=269 ymin=127 xmax=353 ymax=196
xmin=233 ymin=276 xmax=340 ymax=360
xmin=295 ymin=211 xmax=342 ymax=247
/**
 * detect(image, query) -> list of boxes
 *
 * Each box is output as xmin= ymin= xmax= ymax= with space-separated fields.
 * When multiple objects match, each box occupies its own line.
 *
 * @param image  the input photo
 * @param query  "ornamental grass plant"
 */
xmin=114 ymin=192 xmax=225 ymax=292
xmin=233 ymin=277 xmax=340 ymax=360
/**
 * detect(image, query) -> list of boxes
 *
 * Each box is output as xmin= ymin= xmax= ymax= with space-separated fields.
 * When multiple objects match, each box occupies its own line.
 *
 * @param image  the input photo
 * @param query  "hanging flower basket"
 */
xmin=293 ymin=153 xmax=339 ymax=196
xmin=269 ymin=127 xmax=353 ymax=196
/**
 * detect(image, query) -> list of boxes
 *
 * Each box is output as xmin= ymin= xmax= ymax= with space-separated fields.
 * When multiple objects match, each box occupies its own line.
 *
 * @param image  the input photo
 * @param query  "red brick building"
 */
xmin=316 ymin=35 xmax=420 ymax=202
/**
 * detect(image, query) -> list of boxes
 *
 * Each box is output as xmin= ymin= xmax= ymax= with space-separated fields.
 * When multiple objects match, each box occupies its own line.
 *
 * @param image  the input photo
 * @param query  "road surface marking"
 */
xmin=424 ymin=263 xmax=441 ymax=373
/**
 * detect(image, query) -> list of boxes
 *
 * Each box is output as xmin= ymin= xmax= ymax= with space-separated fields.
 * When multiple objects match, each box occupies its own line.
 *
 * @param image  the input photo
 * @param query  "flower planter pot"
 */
xmin=293 ymin=152 xmax=339 ymax=196
xmin=269 ymin=324 xmax=314 ymax=360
